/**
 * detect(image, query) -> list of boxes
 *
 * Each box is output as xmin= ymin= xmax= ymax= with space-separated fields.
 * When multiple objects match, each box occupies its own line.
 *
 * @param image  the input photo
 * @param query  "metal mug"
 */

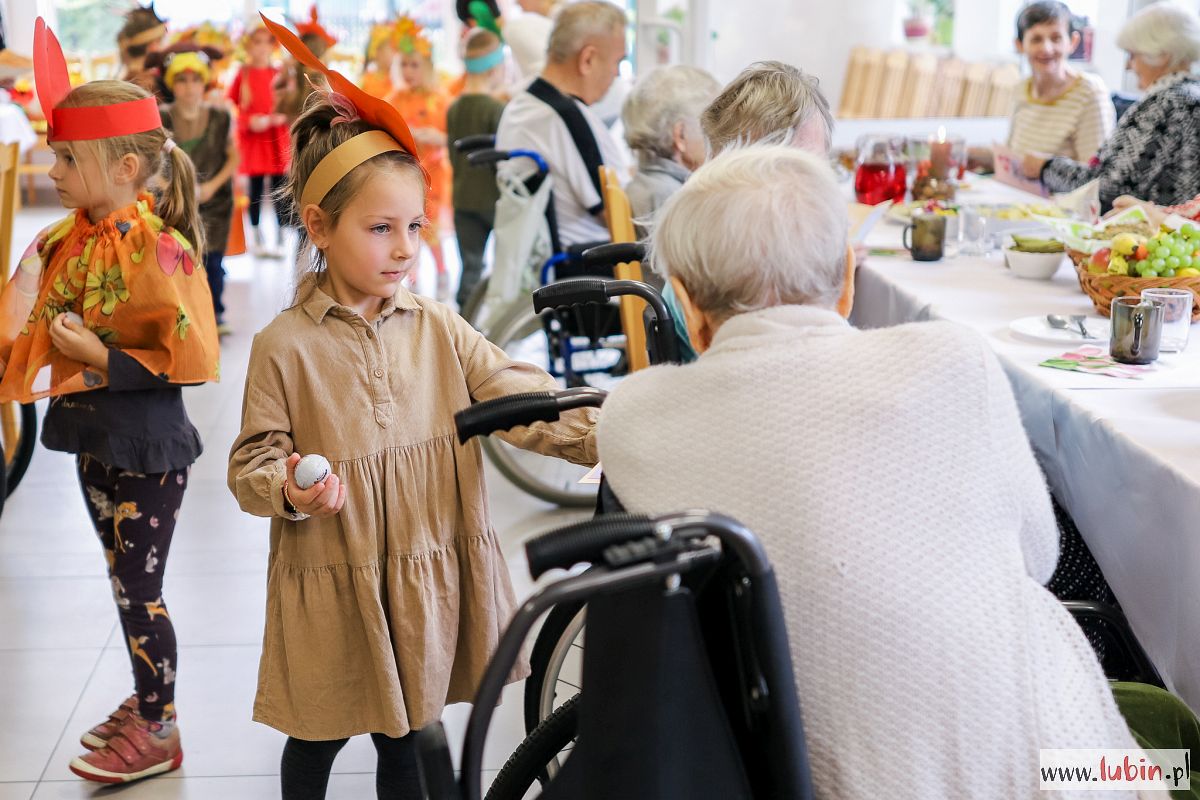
xmin=902 ymin=212 xmax=946 ymax=262
xmin=1109 ymin=297 xmax=1164 ymax=365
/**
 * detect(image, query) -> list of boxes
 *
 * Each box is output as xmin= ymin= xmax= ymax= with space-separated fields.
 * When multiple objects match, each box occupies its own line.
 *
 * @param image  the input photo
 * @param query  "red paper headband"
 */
xmin=259 ymin=12 xmax=418 ymax=157
xmin=34 ymin=17 xmax=161 ymax=142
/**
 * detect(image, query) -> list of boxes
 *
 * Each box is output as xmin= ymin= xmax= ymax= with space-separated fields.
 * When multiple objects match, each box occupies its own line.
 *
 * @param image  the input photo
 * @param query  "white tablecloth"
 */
xmin=851 ymin=179 xmax=1200 ymax=713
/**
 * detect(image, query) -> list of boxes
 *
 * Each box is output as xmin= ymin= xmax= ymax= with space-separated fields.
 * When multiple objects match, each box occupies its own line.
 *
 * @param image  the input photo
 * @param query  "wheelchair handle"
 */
xmin=465 ymin=147 xmax=549 ymax=176
xmin=453 ymin=134 xmax=495 ymax=154
xmin=526 ymin=513 xmax=658 ymax=580
xmin=532 ymin=278 xmax=680 ymax=365
xmin=453 ymin=387 xmax=607 ymax=444
xmin=581 ymin=241 xmax=647 ymax=269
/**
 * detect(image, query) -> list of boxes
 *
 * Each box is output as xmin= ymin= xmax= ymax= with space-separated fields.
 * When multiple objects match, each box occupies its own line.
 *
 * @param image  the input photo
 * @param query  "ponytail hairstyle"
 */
xmin=282 ymin=91 xmax=425 ymax=297
xmin=57 ymin=80 xmax=205 ymax=260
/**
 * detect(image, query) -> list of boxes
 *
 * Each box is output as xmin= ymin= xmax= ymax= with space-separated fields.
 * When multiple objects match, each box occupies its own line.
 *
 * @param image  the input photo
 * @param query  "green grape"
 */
xmin=1192 ymin=255 xmax=1200 ymax=269
xmin=1183 ymin=223 xmax=1197 ymax=238
xmin=1163 ymin=268 xmax=1177 ymax=277
xmin=1152 ymin=258 xmax=1167 ymax=271
xmin=1175 ymin=242 xmax=1190 ymax=257
xmin=1142 ymin=269 xmax=1160 ymax=278
xmin=1168 ymin=256 xmax=1181 ymax=269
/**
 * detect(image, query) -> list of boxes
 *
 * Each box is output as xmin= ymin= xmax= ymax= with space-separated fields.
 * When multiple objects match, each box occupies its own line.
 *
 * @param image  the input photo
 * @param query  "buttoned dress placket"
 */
xmin=345 ymin=310 xmax=395 ymax=432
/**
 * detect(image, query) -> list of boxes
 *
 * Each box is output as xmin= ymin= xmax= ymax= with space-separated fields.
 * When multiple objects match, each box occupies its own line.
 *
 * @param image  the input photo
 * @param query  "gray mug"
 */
xmin=1110 ymin=297 xmax=1164 ymax=365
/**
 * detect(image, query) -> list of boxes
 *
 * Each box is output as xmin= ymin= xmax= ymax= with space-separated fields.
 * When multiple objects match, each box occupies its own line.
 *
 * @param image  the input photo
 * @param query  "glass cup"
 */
xmin=957 ymin=205 xmax=988 ymax=257
xmin=1141 ymin=288 xmax=1192 ymax=352
xmin=854 ymin=135 xmax=907 ymax=205
xmin=902 ymin=212 xmax=946 ymax=262
xmin=1110 ymin=297 xmax=1164 ymax=365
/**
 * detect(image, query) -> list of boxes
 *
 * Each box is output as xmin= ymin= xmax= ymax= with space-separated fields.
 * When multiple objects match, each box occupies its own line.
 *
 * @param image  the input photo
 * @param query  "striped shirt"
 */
xmin=1007 ymin=72 xmax=1115 ymax=163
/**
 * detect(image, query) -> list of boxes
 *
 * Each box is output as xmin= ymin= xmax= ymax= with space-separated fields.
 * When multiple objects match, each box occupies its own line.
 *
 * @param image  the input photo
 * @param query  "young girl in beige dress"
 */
xmin=227 ymin=17 xmax=596 ymax=800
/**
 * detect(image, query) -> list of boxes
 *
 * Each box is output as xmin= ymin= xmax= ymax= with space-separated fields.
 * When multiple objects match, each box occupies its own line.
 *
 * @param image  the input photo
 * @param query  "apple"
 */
xmin=1089 ymin=248 xmax=1111 ymax=275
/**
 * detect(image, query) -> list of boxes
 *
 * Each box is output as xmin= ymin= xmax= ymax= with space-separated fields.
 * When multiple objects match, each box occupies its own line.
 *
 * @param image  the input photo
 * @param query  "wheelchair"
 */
xmin=415 ymin=507 xmax=815 ymax=800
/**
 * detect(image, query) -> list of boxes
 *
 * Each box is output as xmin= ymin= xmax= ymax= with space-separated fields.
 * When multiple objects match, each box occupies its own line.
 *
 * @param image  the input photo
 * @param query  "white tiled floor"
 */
xmin=0 ymin=204 xmax=588 ymax=798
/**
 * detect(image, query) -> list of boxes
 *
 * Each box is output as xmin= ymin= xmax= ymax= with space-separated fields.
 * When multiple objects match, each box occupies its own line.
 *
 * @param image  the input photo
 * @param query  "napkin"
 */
xmin=1039 ymin=345 xmax=1154 ymax=379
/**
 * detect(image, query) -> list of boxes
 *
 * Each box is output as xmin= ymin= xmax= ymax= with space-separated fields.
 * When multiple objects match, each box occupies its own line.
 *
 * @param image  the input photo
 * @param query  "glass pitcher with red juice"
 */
xmin=854 ymin=135 xmax=907 ymax=205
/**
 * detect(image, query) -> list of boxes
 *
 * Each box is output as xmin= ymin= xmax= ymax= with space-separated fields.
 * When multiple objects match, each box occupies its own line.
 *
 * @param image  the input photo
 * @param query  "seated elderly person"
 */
xmin=1023 ymin=1 xmax=1200 ymax=212
xmin=598 ymin=145 xmax=1200 ymax=798
xmin=621 ymin=65 xmax=721 ymax=239
xmin=659 ymin=60 xmax=839 ymax=361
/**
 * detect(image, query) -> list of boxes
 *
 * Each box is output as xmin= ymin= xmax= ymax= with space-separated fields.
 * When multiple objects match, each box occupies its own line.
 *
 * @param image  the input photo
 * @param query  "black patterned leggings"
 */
xmin=77 ymin=454 xmax=189 ymax=723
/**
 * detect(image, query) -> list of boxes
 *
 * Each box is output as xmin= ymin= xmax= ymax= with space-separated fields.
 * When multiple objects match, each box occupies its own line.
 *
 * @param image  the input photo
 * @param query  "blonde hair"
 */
xmin=622 ymin=65 xmax=721 ymax=159
xmin=547 ymin=1 xmax=626 ymax=64
xmin=57 ymin=81 xmax=204 ymax=259
xmin=652 ymin=145 xmax=848 ymax=322
xmin=283 ymin=94 xmax=425 ymax=286
xmin=701 ymin=61 xmax=834 ymax=158
xmin=1116 ymin=1 xmax=1200 ymax=69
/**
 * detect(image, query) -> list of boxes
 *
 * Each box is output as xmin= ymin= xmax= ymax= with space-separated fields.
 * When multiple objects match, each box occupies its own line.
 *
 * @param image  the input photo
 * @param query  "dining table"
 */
xmin=850 ymin=177 xmax=1200 ymax=713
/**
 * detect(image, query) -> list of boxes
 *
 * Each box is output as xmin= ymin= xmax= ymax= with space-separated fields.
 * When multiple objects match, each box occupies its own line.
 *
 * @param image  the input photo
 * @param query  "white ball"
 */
xmin=63 ymin=312 xmax=83 ymax=326
xmin=294 ymin=454 xmax=331 ymax=490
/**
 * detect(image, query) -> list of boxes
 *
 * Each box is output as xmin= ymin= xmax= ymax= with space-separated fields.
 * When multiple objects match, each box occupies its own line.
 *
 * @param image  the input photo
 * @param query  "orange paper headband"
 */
xmin=294 ymin=5 xmax=337 ymax=48
xmin=35 ymin=18 xmax=161 ymax=142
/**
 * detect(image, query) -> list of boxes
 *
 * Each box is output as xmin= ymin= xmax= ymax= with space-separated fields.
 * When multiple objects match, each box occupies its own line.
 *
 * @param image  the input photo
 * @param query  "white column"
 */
xmin=4 ymin=0 xmax=52 ymax=57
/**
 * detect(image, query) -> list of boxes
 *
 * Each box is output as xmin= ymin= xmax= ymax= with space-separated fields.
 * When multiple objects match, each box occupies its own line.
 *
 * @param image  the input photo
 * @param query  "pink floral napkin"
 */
xmin=1039 ymin=345 xmax=1155 ymax=379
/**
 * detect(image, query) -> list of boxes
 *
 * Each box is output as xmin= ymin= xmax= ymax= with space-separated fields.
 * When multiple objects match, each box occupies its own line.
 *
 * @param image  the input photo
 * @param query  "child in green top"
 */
xmin=446 ymin=29 xmax=506 ymax=313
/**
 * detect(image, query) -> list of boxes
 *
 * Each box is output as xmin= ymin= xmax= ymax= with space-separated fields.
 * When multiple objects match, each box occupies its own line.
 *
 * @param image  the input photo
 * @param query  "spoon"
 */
xmin=1046 ymin=314 xmax=1087 ymax=337
xmin=1069 ymin=314 xmax=1092 ymax=338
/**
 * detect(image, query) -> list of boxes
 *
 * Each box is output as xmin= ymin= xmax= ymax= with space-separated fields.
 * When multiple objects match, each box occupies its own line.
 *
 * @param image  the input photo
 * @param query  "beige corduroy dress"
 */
xmin=228 ymin=280 xmax=597 ymax=740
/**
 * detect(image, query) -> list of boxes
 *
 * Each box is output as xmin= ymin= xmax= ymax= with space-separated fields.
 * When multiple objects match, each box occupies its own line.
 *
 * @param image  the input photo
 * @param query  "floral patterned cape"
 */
xmin=0 ymin=195 xmax=220 ymax=402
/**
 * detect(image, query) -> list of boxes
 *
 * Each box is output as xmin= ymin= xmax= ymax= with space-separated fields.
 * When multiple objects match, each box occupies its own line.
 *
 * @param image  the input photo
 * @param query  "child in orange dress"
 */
xmin=387 ymin=17 xmax=453 ymax=301
xmin=360 ymin=22 xmax=397 ymax=99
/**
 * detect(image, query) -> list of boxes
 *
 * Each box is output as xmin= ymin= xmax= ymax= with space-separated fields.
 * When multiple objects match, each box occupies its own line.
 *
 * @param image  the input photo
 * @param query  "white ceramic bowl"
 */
xmin=1004 ymin=247 xmax=1065 ymax=280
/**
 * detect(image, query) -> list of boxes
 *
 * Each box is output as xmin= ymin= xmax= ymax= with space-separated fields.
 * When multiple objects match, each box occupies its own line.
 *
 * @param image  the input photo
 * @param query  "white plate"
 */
xmin=1009 ymin=315 xmax=1110 ymax=345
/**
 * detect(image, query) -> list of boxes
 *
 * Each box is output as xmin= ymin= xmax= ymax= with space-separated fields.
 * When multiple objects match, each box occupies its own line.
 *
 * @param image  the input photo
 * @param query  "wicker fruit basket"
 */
xmin=1067 ymin=249 xmax=1200 ymax=321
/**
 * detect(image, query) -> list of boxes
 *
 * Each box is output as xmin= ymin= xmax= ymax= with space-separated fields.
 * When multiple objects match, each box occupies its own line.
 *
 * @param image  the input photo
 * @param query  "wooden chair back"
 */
xmin=897 ymin=52 xmax=938 ymax=117
xmin=932 ymin=57 xmax=965 ymax=117
xmin=959 ymin=61 xmax=993 ymax=116
xmin=599 ymin=166 xmax=649 ymax=373
xmin=986 ymin=62 xmax=1022 ymax=117
xmin=0 ymin=142 xmax=18 ymax=286
xmin=838 ymin=46 xmax=871 ymax=118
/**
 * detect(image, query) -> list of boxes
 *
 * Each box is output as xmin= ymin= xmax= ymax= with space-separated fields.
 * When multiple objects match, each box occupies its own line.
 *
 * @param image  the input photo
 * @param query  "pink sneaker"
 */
xmin=69 ymin=713 xmax=182 ymax=784
xmin=80 ymin=695 xmax=137 ymax=751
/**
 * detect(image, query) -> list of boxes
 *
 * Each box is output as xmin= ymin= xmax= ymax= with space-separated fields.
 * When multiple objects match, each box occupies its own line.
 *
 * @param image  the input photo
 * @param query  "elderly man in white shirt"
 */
xmin=495 ymin=0 xmax=630 ymax=248
xmin=597 ymin=145 xmax=1200 ymax=798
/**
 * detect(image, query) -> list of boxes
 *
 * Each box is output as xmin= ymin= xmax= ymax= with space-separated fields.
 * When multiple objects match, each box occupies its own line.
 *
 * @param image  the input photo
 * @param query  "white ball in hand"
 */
xmin=294 ymin=454 xmax=332 ymax=490
xmin=63 ymin=312 xmax=83 ymax=327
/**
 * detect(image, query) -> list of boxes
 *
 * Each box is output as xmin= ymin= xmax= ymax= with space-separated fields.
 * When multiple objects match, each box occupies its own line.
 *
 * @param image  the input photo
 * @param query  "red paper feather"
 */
xmin=34 ymin=18 xmax=72 ymax=122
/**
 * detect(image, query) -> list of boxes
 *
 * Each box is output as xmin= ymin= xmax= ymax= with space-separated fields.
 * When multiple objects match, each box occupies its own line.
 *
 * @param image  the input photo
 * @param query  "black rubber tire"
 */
xmin=486 ymin=693 xmax=580 ymax=800
xmin=6 ymin=403 xmax=38 ymax=495
xmin=524 ymin=599 xmax=586 ymax=735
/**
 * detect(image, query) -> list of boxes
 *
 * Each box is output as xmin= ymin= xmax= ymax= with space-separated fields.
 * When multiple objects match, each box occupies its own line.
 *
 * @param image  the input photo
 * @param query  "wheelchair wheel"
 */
xmin=486 ymin=692 xmax=579 ymax=800
xmin=525 ymin=599 xmax=585 ymax=735
xmin=2 ymin=402 xmax=37 ymax=495
xmin=460 ymin=274 xmax=490 ymax=328
xmin=481 ymin=304 xmax=602 ymax=508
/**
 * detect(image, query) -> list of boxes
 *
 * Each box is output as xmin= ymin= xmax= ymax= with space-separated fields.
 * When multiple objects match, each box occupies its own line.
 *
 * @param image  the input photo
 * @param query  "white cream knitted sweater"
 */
xmin=597 ymin=305 xmax=1142 ymax=799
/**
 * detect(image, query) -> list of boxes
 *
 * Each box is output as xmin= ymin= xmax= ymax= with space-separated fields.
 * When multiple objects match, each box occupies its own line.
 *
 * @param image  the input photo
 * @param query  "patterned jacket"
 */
xmin=1041 ymin=72 xmax=1200 ymax=212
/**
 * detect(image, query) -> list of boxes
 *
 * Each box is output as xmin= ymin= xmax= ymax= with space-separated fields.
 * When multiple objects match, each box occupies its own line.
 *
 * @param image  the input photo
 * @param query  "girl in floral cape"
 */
xmin=0 ymin=193 xmax=219 ymax=402
xmin=2 ymin=20 xmax=218 ymax=786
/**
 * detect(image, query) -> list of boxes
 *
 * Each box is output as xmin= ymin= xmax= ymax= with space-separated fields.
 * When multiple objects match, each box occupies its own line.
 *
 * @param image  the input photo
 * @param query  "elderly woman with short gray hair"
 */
xmin=597 ymin=144 xmax=1200 ymax=798
xmin=1023 ymin=0 xmax=1200 ymax=211
xmin=621 ymin=65 xmax=721 ymax=235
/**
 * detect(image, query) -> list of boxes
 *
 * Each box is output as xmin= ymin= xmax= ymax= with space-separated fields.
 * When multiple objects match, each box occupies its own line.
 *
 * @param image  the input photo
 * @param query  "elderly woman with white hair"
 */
xmin=701 ymin=60 xmax=834 ymax=157
xmin=597 ymin=145 xmax=1200 ymax=798
xmin=1023 ymin=0 xmax=1200 ymax=211
xmin=622 ymin=65 xmax=721 ymax=237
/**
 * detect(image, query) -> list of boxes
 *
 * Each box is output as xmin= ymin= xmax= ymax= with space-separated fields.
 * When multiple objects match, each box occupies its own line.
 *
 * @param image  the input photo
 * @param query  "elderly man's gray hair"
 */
xmin=1116 ymin=1 xmax=1200 ymax=69
xmin=622 ymin=65 xmax=722 ymax=159
xmin=546 ymin=1 xmax=627 ymax=64
xmin=701 ymin=61 xmax=834 ymax=157
xmin=652 ymin=145 xmax=849 ymax=320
